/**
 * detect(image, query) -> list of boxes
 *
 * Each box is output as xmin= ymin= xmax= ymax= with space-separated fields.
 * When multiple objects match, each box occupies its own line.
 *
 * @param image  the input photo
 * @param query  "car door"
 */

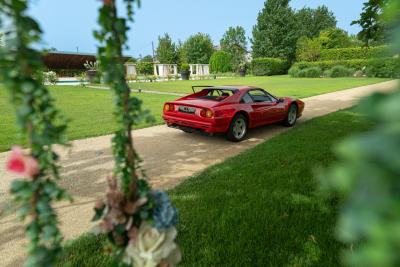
xmin=248 ymin=89 xmax=284 ymax=125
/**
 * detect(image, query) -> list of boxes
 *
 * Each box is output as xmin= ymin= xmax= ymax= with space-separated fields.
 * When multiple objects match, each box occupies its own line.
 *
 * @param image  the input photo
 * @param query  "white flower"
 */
xmin=124 ymin=222 xmax=181 ymax=267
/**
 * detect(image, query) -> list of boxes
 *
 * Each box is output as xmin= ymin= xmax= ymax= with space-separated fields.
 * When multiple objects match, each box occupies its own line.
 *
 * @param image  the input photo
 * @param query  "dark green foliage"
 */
xmin=296 ymin=5 xmax=337 ymax=38
xmin=365 ymin=57 xmax=400 ymax=78
xmin=325 ymin=65 xmax=354 ymax=78
xmin=351 ymin=0 xmax=389 ymax=46
xmin=140 ymin=55 xmax=153 ymax=62
xmin=53 ymin=109 xmax=375 ymax=267
xmin=319 ymin=45 xmax=390 ymax=60
xmin=136 ymin=61 xmax=153 ymax=75
xmin=220 ymin=26 xmax=247 ymax=71
xmin=156 ymin=33 xmax=177 ymax=64
xmin=182 ymin=33 xmax=214 ymax=64
xmin=251 ymin=57 xmax=289 ymax=76
xmin=209 ymin=51 xmax=232 ymax=73
xmin=252 ymin=0 xmax=298 ymax=62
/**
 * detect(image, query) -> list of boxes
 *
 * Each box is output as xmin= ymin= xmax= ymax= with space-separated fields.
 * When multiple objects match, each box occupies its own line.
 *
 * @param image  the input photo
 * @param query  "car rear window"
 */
xmin=196 ymin=89 xmax=238 ymax=102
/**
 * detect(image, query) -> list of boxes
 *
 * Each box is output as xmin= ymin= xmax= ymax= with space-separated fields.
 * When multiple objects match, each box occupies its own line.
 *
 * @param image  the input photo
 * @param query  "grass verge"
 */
xmin=129 ymin=75 xmax=389 ymax=96
xmin=0 ymin=86 xmax=176 ymax=152
xmin=56 ymin=108 xmax=374 ymax=267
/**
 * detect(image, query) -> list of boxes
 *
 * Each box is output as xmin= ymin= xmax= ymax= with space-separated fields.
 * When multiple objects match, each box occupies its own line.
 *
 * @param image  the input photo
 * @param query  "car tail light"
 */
xmin=164 ymin=103 xmax=174 ymax=112
xmin=200 ymin=108 xmax=213 ymax=118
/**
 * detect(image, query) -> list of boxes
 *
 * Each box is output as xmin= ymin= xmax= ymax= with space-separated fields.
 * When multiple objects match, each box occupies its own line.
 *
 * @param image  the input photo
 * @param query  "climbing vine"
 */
xmin=93 ymin=0 xmax=180 ymax=266
xmin=0 ymin=0 xmax=69 ymax=266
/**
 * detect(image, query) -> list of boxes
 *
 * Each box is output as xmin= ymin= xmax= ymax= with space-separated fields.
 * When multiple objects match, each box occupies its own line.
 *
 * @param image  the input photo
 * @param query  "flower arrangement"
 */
xmin=93 ymin=177 xmax=180 ymax=267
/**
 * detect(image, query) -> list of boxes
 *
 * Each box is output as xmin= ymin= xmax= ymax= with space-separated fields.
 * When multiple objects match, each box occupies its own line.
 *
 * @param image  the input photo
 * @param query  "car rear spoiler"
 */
xmin=191 ymin=85 xmax=213 ymax=94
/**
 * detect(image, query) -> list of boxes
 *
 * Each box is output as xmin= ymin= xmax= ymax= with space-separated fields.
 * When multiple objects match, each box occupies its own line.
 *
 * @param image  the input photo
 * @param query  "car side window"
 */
xmin=248 ymin=89 xmax=273 ymax=103
xmin=240 ymin=93 xmax=253 ymax=104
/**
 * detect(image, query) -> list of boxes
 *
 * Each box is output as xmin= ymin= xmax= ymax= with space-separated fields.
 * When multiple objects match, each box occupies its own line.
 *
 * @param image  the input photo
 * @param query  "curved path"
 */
xmin=0 ymin=80 xmax=397 ymax=266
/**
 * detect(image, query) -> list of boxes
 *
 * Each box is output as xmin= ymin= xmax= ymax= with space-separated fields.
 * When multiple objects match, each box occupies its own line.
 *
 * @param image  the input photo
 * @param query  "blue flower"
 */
xmin=152 ymin=191 xmax=178 ymax=229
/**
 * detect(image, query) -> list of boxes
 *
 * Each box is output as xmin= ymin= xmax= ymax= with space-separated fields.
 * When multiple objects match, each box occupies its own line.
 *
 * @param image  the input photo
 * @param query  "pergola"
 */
xmin=189 ymin=64 xmax=210 ymax=77
xmin=153 ymin=64 xmax=178 ymax=78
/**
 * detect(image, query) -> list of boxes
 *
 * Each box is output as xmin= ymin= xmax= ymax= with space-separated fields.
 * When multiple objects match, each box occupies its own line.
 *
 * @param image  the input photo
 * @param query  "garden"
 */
xmin=0 ymin=0 xmax=399 ymax=267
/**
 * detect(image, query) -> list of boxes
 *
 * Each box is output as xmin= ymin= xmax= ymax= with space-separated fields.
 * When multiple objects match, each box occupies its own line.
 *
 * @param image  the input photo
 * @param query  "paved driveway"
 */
xmin=0 ymin=80 xmax=397 ymax=266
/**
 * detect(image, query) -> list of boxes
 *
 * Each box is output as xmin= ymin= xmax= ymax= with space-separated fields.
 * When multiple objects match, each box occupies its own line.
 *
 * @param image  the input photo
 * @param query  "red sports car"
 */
xmin=162 ymin=86 xmax=305 ymax=142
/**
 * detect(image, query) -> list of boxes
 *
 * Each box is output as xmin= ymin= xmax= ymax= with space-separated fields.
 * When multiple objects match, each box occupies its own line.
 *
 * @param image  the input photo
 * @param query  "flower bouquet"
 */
xmin=93 ymin=176 xmax=181 ymax=267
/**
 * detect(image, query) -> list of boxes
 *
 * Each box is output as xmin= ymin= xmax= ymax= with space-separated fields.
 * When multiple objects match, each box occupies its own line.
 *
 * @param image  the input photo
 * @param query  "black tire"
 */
xmin=283 ymin=104 xmax=298 ymax=127
xmin=181 ymin=128 xmax=194 ymax=133
xmin=226 ymin=114 xmax=248 ymax=142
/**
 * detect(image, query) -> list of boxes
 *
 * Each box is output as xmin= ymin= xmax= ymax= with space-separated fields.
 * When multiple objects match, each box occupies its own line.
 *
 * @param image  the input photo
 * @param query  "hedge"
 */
xmin=319 ymin=46 xmax=390 ymax=61
xmin=251 ymin=58 xmax=288 ymax=76
xmin=292 ymin=58 xmax=399 ymax=78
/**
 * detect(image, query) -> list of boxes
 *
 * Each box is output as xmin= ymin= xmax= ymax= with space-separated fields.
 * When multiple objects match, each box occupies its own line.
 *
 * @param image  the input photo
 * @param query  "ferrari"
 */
xmin=162 ymin=86 xmax=305 ymax=142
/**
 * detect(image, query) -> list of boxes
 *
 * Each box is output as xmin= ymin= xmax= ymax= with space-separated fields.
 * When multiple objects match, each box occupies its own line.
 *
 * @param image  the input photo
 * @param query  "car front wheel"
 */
xmin=283 ymin=104 xmax=298 ymax=127
xmin=227 ymin=114 xmax=248 ymax=142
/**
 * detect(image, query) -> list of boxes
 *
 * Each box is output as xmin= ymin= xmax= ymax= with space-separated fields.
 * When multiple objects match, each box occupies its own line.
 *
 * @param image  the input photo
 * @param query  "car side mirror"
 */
xmin=277 ymin=98 xmax=284 ymax=103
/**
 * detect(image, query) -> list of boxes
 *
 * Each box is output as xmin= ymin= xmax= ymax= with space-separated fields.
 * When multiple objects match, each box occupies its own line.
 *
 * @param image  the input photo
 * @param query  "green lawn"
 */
xmin=0 ymin=86 xmax=176 ymax=152
xmin=56 ymin=108 xmax=374 ymax=267
xmin=1 ymin=76 xmax=387 ymax=152
xmin=130 ymin=75 xmax=389 ymax=97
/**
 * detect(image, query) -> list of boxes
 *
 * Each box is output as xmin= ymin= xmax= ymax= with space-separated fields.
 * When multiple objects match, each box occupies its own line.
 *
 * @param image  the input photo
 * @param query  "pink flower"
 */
xmin=6 ymin=146 xmax=39 ymax=178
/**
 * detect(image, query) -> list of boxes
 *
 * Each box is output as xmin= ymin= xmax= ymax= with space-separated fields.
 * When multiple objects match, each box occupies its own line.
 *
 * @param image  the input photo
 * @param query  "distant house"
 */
xmin=42 ymin=51 xmax=132 ymax=77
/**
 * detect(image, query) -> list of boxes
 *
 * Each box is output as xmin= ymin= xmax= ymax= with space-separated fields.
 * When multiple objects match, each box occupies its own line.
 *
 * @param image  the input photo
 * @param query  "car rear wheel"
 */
xmin=283 ymin=104 xmax=298 ymax=127
xmin=227 ymin=114 xmax=248 ymax=142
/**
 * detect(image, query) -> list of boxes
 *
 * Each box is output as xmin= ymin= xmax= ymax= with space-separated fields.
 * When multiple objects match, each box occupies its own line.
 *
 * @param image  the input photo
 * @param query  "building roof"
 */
xmin=42 ymin=51 xmax=132 ymax=70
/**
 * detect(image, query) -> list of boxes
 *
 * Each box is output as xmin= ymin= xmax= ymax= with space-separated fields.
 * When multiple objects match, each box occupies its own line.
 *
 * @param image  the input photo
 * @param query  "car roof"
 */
xmin=206 ymin=86 xmax=257 ymax=92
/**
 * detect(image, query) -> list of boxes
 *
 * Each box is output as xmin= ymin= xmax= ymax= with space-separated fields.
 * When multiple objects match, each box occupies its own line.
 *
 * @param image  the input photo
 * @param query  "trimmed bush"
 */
xmin=365 ymin=58 xmax=400 ymax=78
xmin=298 ymin=67 xmax=322 ymax=78
xmin=288 ymin=66 xmax=300 ymax=77
xmin=325 ymin=65 xmax=354 ymax=78
xmin=251 ymin=58 xmax=288 ymax=76
xmin=319 ymin=46 xmax=390 ymax=61
xmin=136 ymin=62 xmax=153 ymax=75
xmin=209 ymin=51 xmax=232 ymax=73
xmin=293 ymin=59 xmax=369 ymax=72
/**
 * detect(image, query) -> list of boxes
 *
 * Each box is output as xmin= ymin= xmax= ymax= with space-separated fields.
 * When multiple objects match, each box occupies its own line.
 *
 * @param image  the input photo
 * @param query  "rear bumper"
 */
xmin=163 ymin=114 xmax=229 ymax=133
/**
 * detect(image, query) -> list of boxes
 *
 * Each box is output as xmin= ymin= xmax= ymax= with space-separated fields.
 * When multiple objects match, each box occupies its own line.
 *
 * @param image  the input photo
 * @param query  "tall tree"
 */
xmin=296 ymin=5 xmax=337 ymax=38
xmin=156 ymin=33 xmax=177 ymax=64
xmin=182 ymin=33 xmax=214 ymax=64
xmin=220 ymin=26 xmax=247 ymax=71
xmin=351 ymin=0 xmax=389 ymax=46
xmin=252 ymin=0 xmax=298 ymax=62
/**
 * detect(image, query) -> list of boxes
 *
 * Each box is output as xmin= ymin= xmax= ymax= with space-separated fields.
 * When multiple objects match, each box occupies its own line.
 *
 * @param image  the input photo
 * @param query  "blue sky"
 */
xmin=29 ymin=0 xmax=365 ymax=57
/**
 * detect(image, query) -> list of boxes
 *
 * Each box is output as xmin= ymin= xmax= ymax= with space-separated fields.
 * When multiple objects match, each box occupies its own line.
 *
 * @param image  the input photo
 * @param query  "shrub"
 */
xmin=180 ymin=63 xmax=190 ymax=72
xmin=325 ymin=65 xmax=353 ymax=78
xmin=136 ymin=61 xmax=153 ymax=75
xmin=298 ymin=67 xmax=323 ymax=78
xmin=251 ymin=58 xmax=288 ymax=76
xmin=288 ymin=66 xmax=300 ymax=77
xmin=43 ymin=71 xmax=58 ymax=85
xmin=365 ymin=58 xmax=400 ymax=78
xmin=319 ymin=45 xmax=390 ymax=61
xmin=293 ymin=59 xmax=369 ymax=72
xmin=209 ymin=51 xmax=232 ymax=73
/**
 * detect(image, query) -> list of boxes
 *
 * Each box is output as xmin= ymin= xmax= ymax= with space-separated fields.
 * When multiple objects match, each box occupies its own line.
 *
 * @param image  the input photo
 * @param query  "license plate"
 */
xmin=178 ymin=106 xmax=196 ymax=114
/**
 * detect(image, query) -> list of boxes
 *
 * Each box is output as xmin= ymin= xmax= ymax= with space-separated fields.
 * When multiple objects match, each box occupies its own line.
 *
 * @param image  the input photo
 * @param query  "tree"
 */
xmin=220 ymin=26 xmax=247 ymax=71
xmin=319 ymin=28 xmax=353 ymax=48
xmin=296 ymin=36 xmax=322 ymax=61
xmin=296 ymin=5 xmax=337 ymax=38
xmin=141 ymin=54 xmax=154 ymax=62
xmin=352 ymin=0 xmax=389 ymax=46
xmin=252 ymin=0 xmax=298 ymax=62
xmin=156 ymin=33 xmax=177 ymax=64
xmin=209 ymin=51 xmax=232 ymax=73
xmin=182 ymin=33 xmax=214 ymax=64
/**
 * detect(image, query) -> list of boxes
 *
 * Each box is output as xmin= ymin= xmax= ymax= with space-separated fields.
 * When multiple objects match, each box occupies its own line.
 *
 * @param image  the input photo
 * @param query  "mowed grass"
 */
xmin=56 ymin=108 xmax=374 ymax=267
xmin=130 ymin=75 xmax=389 ymax=97
xmin=0 ymin=86 xmax=176 ymax=152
